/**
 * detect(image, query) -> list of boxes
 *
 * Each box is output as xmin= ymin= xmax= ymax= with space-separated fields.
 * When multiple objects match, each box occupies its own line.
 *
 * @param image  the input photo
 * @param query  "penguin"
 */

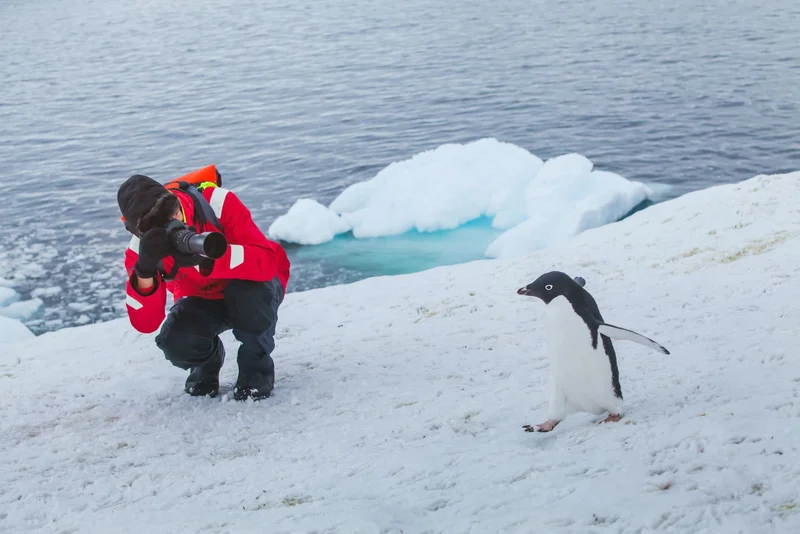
xmin=516 ymin=271 xmax=669 ymax=433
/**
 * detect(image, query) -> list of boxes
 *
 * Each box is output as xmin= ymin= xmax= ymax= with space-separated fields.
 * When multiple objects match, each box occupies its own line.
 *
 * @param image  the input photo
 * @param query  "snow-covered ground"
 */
xmin=2 ymin=171 xmax=800 ymax=533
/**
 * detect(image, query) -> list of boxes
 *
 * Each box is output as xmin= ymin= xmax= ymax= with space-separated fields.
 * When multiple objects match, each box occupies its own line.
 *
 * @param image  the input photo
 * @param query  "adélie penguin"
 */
xmin=517 ymin=271 xmax=669 ymax=432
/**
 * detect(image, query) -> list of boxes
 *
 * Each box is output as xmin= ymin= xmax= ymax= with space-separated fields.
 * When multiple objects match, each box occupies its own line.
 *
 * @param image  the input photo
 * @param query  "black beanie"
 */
xmin=117 ymin=174 xmax=178 ymax=234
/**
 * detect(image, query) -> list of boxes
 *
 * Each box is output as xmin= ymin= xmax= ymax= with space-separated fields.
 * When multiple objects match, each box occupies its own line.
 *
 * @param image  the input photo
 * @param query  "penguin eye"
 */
xmin=545 ymin=284 xmax=553 ymax=291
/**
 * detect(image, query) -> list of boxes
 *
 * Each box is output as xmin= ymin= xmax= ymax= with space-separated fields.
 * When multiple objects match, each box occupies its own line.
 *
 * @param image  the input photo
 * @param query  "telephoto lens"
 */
xmin=187 ymin=230 xmax=227 ymax=259
xmin=164 ymin=220 xmax=228 ymax=259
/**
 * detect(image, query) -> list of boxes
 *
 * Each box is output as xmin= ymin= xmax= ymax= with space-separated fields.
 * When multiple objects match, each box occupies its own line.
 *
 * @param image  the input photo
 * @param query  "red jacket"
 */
xmin=124 ymin=186 xmax=290 ymax=333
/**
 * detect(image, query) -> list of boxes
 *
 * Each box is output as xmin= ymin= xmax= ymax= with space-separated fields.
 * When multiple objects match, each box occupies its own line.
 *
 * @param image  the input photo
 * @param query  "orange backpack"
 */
xmin=164 ymin=164 xmax=222 ymax=192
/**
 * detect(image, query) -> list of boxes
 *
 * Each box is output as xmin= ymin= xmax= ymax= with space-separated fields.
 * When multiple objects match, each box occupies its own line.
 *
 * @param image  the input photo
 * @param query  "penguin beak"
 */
xmin=517 ymin=286 xmax=537 ymax=298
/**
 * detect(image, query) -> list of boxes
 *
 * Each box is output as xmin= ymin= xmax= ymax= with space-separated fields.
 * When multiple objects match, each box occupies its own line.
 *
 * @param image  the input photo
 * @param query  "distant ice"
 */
xmin=67 ymin=302 xmax=97 ymax=313
xmin=268 ymin=138 xmax=657 ymax=258
xmin=31 ymin=286 xmax=63 ymax=299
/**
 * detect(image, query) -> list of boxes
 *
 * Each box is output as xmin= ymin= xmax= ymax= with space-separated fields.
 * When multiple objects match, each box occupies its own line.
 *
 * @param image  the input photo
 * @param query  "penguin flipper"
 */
xmin=597 ymin=323 xmax=670 ymax=355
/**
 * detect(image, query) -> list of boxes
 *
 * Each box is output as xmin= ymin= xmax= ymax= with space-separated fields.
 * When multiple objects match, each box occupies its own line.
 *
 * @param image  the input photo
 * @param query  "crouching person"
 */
xmin=116 ymin=165 xmax=291 ymax=401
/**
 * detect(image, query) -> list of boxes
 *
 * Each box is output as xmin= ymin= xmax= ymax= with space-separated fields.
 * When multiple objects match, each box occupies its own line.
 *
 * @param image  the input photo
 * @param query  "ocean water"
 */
xmin=1 ymin=0 xmax=798 ymax=335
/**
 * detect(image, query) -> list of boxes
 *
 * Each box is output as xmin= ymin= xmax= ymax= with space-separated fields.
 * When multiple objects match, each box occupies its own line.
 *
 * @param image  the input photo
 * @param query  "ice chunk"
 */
xmin=0 ymin=314 xmax=35 ymax=344
xmin=271 ymin=138 xmax=659 ymax=258
xmin=485 ymin=165 xmax=651 ymax=258
xmin=31 ymin=286 xmax=63 ymax=299
xmin=0 ymin=298 xmax=44 ymax=321
xmin=268 ymin=199 xmax=351 ymax=245
xmin=330 ymin=138 xmax=542 ymax=238
xmin=0 ymin=286 xmax=20 ymax=308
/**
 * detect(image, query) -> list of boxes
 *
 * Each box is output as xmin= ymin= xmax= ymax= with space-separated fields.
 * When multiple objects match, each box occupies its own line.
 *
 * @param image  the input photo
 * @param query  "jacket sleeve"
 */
xmin=124 ymin=236 xmax=167 ymax=333
xmin=204 ymin=188 xmax=286 ymax=282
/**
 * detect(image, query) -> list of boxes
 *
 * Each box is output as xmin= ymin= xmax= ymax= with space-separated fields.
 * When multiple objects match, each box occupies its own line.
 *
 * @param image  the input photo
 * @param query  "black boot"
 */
xmin=233 ymin=367 xmax=274 ymax=401
xmin=185 ymin=344 xmax=225 ymax=397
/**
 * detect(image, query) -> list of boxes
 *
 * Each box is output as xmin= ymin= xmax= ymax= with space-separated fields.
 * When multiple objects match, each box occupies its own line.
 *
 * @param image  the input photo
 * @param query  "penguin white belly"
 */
xmin=542 ymin=297 xmax=621 ymax=415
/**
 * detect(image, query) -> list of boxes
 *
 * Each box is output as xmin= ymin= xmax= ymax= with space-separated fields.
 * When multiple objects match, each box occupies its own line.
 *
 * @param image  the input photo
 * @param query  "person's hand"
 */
xmin=135 ymin=227 xmax=172 ymax=279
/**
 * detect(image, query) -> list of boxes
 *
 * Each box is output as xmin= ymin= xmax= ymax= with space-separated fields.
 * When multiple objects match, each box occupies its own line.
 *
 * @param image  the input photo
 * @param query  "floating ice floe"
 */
xmin=268 ymin=138 xmax=656 ymax=258
xmin=0 ymin=284 xmax=38 ymax=343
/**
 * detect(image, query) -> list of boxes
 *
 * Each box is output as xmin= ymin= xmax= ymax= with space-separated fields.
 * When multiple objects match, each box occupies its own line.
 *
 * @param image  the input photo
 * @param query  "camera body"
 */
xmin=164 ymin=219 xmax=228 ymax=259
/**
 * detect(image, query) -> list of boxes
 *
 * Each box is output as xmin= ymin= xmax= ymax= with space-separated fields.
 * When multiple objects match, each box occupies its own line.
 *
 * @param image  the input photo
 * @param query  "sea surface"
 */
xmin=1 ymin=0 xmax=798 ymax=335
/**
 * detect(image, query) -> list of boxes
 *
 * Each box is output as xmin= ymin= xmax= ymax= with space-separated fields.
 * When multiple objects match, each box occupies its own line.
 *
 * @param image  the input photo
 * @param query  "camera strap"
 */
xmin=154 ymin=181 xmax=225 ymax=281
xmin=176 ymin=181 xmax=224 ymax=233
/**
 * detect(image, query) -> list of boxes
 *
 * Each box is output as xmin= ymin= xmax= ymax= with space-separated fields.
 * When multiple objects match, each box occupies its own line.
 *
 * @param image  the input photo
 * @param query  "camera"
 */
xmin=164 ymin=219 xmax=228 ymax=259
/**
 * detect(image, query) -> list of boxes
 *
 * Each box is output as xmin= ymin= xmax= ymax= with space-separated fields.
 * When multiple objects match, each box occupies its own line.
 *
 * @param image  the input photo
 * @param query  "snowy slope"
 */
xmin=2 ymin=172 xmax=800 ymax=534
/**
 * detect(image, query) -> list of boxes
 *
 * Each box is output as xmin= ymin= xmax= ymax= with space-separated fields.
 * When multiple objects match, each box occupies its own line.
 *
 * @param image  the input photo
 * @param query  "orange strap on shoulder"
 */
xmin=165 ymin=164 xmax=220 ymax=190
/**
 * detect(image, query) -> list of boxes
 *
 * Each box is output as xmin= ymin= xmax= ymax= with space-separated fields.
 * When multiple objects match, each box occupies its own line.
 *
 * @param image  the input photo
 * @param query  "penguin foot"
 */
xmin=600 ymin=413 xmax=622 ymax=424
xmin=523 ymin=419 xmax=560 ymax=432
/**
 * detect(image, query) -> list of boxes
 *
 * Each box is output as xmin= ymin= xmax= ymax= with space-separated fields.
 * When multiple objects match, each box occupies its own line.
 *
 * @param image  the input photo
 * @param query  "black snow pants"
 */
xmin=154 ymin=277 xmax=284 ymax=375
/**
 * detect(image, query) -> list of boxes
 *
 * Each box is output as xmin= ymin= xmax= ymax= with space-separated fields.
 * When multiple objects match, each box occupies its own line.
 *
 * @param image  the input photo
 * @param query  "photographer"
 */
xmin=117 ymin=172 xmax=290 ymax=401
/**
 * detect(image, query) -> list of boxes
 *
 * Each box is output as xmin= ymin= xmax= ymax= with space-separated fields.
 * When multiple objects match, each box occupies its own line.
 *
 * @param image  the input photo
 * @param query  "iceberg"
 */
xmin=484 ymin=156 xmax=652 ymax=258
xmin=265 ymin=198 xmax=351 ymax=246
xmin=267 ymin=138 xmax=657 ymax=259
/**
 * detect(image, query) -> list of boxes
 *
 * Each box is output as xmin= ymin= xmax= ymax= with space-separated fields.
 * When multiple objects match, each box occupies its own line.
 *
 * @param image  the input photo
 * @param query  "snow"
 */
xmin=3 ymin=171 xmax=800 ymax=533
xmin=267 ymin=139 xmax=657 ymax=259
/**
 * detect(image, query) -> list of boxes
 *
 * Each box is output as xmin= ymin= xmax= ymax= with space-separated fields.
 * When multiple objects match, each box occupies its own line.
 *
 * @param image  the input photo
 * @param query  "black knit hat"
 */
xmin=117 ymin=174 xmax=179 ymax=235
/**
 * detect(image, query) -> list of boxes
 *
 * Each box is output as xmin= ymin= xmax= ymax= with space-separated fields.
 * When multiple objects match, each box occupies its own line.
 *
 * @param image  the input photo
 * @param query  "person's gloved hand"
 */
xmin=135 ymin=227 xmax=172 ymax=279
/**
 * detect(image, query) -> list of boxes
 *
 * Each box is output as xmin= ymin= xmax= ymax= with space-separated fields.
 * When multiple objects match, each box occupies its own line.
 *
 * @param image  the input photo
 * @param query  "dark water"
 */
xmin=1 ymin=0 xmax=798 ymax=335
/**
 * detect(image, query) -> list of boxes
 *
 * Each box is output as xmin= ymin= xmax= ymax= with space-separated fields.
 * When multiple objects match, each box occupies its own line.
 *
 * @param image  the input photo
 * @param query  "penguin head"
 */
xmin=517 ymin=271 xmax=582 ymax=304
